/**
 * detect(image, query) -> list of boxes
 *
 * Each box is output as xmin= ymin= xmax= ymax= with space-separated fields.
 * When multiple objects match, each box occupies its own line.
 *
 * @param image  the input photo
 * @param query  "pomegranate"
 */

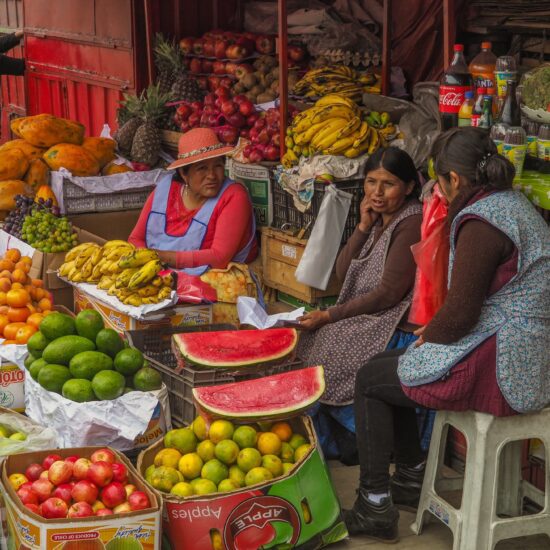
xmin=233 ymin=94 xmax=247 ymax=104
xmin=221 ymin=100 xmax=238 ymax=116
xmin=249 ymin=148 xmax=265 ymax=163
xmin=264 ymin=145 xmax=280 ymax=161
xmin=227 ymin=112 xmax=246 ymax=128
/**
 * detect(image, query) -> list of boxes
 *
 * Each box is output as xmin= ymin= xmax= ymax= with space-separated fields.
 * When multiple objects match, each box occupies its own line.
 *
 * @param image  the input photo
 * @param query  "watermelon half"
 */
xmin=193 ymin=366 xmax=325 ymax=420
xmin=172 ymin=328 xmax=298 ymax=369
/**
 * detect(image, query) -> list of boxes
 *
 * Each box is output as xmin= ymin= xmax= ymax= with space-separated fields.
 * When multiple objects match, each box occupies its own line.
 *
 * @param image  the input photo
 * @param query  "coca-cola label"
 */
xmin=439 ymin=85 xmax=472 ymax=114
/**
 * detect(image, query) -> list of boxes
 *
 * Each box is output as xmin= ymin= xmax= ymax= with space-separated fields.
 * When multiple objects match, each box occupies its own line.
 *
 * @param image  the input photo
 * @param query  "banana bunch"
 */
xmin=292 ymin=66 xmax=379 ymax=102
xmin=282 ymin=94 xmax=385 ymax=167
xmin=365 ymin=111 xmax=399 ymax=141
xmin=59 ymin=242 xmax=104 ymax=283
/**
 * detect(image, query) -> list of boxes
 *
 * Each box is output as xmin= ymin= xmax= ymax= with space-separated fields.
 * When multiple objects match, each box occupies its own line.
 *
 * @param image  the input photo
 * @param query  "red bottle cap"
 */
xmin=453 ymin=44 xmax=464 ymax=52
xmin=481 ymin=42 xmax=492 ymax=49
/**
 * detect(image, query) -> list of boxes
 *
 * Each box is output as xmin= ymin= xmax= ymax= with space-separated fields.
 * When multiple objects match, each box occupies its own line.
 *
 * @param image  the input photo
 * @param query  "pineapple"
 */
xmin=131 ymin=84 xmax=172 ymax=167
xmin=154 ymin=33 xmax=178 ymax=95
xmin=113 ymin=93 xmax=144 ymax=154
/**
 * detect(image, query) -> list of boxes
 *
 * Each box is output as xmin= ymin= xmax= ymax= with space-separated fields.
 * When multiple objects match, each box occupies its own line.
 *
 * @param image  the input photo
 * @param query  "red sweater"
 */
xmin=129 ymin=180 xmax=257 ymax=269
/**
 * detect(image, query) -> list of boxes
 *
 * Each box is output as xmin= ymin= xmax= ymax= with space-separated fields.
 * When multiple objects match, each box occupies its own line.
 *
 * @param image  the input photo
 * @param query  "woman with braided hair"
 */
xmin=344 ymin=127 xmax=550 ymax=543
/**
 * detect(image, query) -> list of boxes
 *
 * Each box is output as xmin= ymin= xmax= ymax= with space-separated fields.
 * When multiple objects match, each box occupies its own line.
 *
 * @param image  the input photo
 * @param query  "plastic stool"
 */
xmin=411 ymin=408 xmax=550 ymax=549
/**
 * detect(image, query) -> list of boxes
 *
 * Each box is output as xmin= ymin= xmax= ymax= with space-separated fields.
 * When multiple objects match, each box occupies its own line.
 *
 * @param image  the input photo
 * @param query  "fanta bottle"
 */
xmin=469 ymin=42 xmax=497 ymax=88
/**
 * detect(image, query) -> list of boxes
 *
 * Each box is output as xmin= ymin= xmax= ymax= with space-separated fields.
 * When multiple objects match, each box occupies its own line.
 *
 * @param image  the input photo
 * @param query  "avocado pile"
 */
xmin=24 ymin=309 xmax=162 ymax=402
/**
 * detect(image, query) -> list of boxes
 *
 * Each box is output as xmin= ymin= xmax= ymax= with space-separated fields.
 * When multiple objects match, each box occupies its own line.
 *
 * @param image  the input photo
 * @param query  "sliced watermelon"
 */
xmin=172 ymin=328 xmax=298 ymax=369
xmin=193 ymin=366 xmax=325 ymax=420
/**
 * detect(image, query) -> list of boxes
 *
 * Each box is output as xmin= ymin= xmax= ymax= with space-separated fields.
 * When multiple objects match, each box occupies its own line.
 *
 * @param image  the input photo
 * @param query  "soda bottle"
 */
xmin=497 ymin=80 xmax=521 ymax=127
xmin=470 ymin=88 xmax=486 ymax=128
xmin=494 ymin=56 xmax=517 ymax=103
xmin=469 ymin=42 xmax=497 ymax=88
xmin=479 ymin=96 xmax=493 ymax=129
xmin=486 ymin=86 xmax=499 ymax=118
xmin=439 ymin=44 xmax=474 ymax=130
xmin=458 ymin=91 xmax=475 ymax=127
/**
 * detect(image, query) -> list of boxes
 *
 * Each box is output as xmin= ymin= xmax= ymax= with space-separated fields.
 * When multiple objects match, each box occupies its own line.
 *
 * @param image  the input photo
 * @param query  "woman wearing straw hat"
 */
xmin=129 ymin=128 xmax=257 ymax=275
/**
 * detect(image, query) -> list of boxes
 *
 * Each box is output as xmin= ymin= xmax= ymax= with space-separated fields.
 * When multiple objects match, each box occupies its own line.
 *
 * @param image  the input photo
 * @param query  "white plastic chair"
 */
xmin=411 ymin=408 xmax=550 ymax=549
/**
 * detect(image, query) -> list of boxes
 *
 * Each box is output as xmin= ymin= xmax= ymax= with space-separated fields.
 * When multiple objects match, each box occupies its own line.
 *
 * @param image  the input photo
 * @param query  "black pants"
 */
xmin=354 ymin=348 xmax=425 ymax=492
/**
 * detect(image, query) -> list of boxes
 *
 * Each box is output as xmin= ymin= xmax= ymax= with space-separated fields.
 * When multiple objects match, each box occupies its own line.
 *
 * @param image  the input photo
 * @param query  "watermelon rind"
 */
xmin=192 ymin=366 xmax=325 ymax=420
xmin=172 ymin=328 xmax=298 ymax=369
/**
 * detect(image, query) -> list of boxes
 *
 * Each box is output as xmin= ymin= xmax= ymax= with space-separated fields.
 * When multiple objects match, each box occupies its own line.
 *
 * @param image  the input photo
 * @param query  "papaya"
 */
xmin=0 ymin=149 xmax=30 ymax=181
xmin=19 ymin=114 xmax=85 ymax=148
xmin=82 ymin=137 xmax=116 ymax=169
xmin=34 ymin=184 xmax=58 ymax=206
xmin=0 ymin=139 xmax=47 ymax=161
xmin=102 ymin=161 xmax=133 ymax=176
xmin=43 ymin=143 xmax=100 ymax=177
xmin=24 ymin=159 xmax=50 ymax=190
xmin=0 ymin=180 xmax=33 ymax=211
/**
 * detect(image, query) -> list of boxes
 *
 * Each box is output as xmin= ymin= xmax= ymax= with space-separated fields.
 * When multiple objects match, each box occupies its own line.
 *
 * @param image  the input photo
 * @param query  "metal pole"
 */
xmin=381 ymin=0 xmax=391 ymax=96
xmin=278 ymin=0 xmax=288 ymax=158
xmin=143 ymin=0 xmax=156 ymax=86
xmin=443 ymin=0 xmax=455 ymax=70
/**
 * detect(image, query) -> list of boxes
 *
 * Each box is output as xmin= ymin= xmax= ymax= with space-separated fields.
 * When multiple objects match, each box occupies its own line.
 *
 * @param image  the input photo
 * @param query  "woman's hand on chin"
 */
xmin=358 ymin=197 xmax=380 ymax=233
xmin=155 ymin=250 xmax=177 ymax=267
xmin=298 ymin=310 xmax=331 ymax=330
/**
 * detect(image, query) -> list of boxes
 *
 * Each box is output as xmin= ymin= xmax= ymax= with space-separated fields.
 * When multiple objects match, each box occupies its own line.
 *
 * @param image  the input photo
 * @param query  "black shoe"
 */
xmin=343 ymin=489 xmax=399 ymax=543
xmin=390 ymin=463 xmax=425 ymax=512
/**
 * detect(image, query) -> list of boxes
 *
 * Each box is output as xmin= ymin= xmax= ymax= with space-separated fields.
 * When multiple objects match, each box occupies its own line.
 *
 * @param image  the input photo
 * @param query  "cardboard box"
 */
xmin=1 ymin=446 xmax=161 ymax=549
xmin=227 ymin=159 xmax=273 ymax=226
xmin=68 ymin=210 xmax=143 ymax=242
xmin=137 ymin=417 xmax=347 ymax=549
xmin=74 ymin=288 xmax=212 ymax=333
xmin=277 ymin=291 xmax=338 ymax=312
xmin=0 ymin=363 xmax=24 ymax=412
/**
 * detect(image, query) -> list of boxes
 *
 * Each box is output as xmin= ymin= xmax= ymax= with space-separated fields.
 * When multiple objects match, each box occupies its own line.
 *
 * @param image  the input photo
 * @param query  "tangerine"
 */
xmin=4 ymin=322 xmax=26 ymax=340
xmin=14 ymin=261 xmax=30 ymax=274
xmin=0 ymin=270 xmax=12 ymax=280
xmin=7 ymin=307 xmax=30 ymax=323
xmin=11 ymin=269 xmax=28 ymax=284
xmin=42 ymin=310 xmax=53 ymax=316
xmin=0 ymin=292 xmax=6 ymax=305
xmin=0 ymin=306 xmax=8 ymax=315
xmin=0 ymin=260 xmax=15 ymax=272
xmin=4 ymin=249 xmax=21 ymax=263
xmin=0 ymin=314 xmax=9 ymax=336
xmin=257 ymin=432 xmax=282 ymax=456
xmin=0 ymin=278 xmax=11 ymax=292
xmin=38 ymin=298 xmax=52 ymax=311
xmin=31 ymin=278 xmax=43 ymax=288
xmin=271 ymin=422 xmax=293 ymax=442
xmin=15 ymin=325 xmax=37 ymax=345
xmin=10 ymin=282 xmax=23 ymax=290
xmin=26 ymin=313 xmax=44 ymax=330
xmin=6 ymin=289 xmax=30 ymax=308
xmin=20 ymin=256 xmax=32 ymax=265
xmin=33 ymin=288 xmax=46 ymax=301
xmin=2 ymin=340 xmax=16 ymax=345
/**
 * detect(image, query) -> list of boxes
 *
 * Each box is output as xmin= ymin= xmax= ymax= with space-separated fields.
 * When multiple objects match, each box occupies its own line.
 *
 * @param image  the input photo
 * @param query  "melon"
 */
xmin=193 ymin=366 xmax=325 ymax=420
xmin=172 ymin=328 xmax=298 ymax=369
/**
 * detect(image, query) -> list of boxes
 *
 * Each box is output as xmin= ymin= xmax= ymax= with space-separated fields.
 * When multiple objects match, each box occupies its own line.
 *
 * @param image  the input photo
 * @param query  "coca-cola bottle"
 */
xmin=439 ymin=44 xmax=474 ymax=130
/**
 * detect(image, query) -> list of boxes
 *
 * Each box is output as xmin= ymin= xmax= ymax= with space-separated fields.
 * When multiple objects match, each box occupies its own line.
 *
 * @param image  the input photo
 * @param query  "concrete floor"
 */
xmin=327 ymin=461 xmax=550 ymax=550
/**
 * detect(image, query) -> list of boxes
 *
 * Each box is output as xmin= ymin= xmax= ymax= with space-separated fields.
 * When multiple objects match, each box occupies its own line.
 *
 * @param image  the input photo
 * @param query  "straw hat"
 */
xmin=167 ymin=128 xmax=235 ymax=171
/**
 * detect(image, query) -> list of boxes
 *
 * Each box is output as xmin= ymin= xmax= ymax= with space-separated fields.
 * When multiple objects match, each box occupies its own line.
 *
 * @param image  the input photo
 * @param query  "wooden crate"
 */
xmin=261 ymin=227 xmax=341 ymax=305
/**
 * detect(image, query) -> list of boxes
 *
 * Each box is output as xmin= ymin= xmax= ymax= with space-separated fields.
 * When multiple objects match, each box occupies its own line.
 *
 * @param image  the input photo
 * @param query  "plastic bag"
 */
xmin=295 ymin=184 xmax=352 ymax=290
xmin=409 ymin=183 xmax=450 ymax=325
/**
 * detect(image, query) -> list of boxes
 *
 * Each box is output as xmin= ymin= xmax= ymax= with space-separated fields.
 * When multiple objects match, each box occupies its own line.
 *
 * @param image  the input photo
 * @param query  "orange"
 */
xmin=270 ymin=422 xmax=293 ymax=443
xmin=0 ymin=306 xmax=8 ymax=315
xmin=10 ymin=282 xmax=23 ymax=290
xmin=38 ymin=298 xmax=52 ymax=311
xmin=7 ymin=307 xmax=30 ymax=323
xmin=26 ymin=313 xmax=44 ymax=330
xmin=0 ymin=271 xmax=12 ymax=281
xmin=26 ymin=303 xmax=37 ymax=314
xmin=31 ymin=278 xmax=43 ymax=288
xmin=20 ymin=256 xmax=32 ymax=265
xmin=0 ymin=278 xmax=11 ymax=292
xmin=4 ymin=249 xmax=21 ymax=263
xmin=2 ymin=340 xmax=16 ymax=345
xmin=33 ymin=288 xmax=46 ymax=301
xmin=6 ymin=289 xmax=30 ymax=308
xmin=0 ymin=260 xmax=14 ymax=272
xmin=11 ymin=269 xmax=28 ymax=284
xmin=15 ymin=261 xmax=30 ymax=274
xmin=4 ymin=322 xmax=26 ymax=340
xmin=15 ymin=325 xmax=37 ymax=345
xmin=0 ymin=292 xmax=6 ymax=306
xmin=0 ymin=314 xmax=9 ymax=336
xmin=257 ymin=433 xmax=282 ymax=456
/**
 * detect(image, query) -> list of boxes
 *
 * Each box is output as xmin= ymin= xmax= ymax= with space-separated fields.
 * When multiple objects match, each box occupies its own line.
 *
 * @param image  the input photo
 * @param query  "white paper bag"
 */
xmin=295 ymin=184 xmax=352 ymax=290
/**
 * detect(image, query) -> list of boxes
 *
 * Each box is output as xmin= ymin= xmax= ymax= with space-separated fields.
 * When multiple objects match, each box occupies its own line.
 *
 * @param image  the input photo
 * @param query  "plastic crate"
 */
xmin=62 ymin=179 xmax=153 ymax=214
xmin=272 ymin=179 xmax=363 ymax=244
xmin=126 ymin=325 xmax=304 ymax=427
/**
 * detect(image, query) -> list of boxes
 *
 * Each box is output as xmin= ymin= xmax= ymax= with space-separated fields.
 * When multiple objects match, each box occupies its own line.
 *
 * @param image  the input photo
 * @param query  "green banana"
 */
xmin=380 ymin=112 xmax=391 ymax=127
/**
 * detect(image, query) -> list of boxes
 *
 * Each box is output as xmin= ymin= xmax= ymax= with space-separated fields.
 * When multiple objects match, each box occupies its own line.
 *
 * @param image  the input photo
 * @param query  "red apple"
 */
xmin=192 ymin=38 xmax=204 ymax=55
xmin=212 ymin=61 xmax=226 ymax=75
xmin=208 ymin=77 xmax=221 ymax=92
xmin=263 ymin=145 xmax=280 ymax=161
xmin=240 ymin=129 xmax=250 ymax=139
xmin=214 ymin=39 xmax=229 ymax=59
xmin=190 ymin=101 xmax=204 ymax=111
xmin=214 ymin=86 xmax=231 ymax=99
xmin=189 ymin=58 xmax=203 ymax=75
xmin=226 ymin=44 xmax=247 ymax=60
xmin=188 ymin=113 xmax=201 ymax=128
xmin=176 ymin=104 xmax=192 ymax=120
xmin=52 ymin=483 xmax=73 ymax=504
xmin=91 ymin=449 xmax=116 ymax=465
xmin=87 ymin=461 xmax=113 ymax=488
xmin=72 ymin=458 xmax=92 ymax=481
xmin=124 ymin=484 xmax=137 ymax=499
xmin=113 ymin=502 xmax=132 ymax=514
xmin=92 ymin=500 xmax=106 ymax=513
xmin=224 ymin=62 xmax=238 ymax=76
xmin=239 ymin=100 xmax=255 ymax=117
xmin=179 ymin=121 xmax=191 ymax=133
xmin=236 ymin=37 xmax=254 ymax=55
xmin=208 ymin=113 xmax=223 ymax=127
xmin=227 ymin=112 xmax=246 ymax=128
xmin=39 ymin=471 xmax=50 ymax=480
xmin=243 ymin=144 xmax=254 ymax=158
xmin=220 ymin=77 xmax=233 ymax=89
xmin=221 ymin=100 xmax=238 ymax=116
xmin=255 ymin=35 xmax=275 ymax=54
xmin=233 ymin=94 xmax=247 ymax=105
xmin=17 ymin=486 xmax=39 ymax=506
xmin=179 ymin=37 xmax=195 ymax=55
xmin=25 ymin=503 xmax=41 ymax=515
xmin=42 ymin=454 xmax=62 ymax=470
xmin=20 ymin=482 xmax=33 ymax=491
xmin=203 ymin=40 xmax=215 ymax=57
xmin=217 ymin=126 xmax=239 ymax=144
xmin=25 ymin=463 xmax=44 ymax=482
xmin=253 ymin=117 xmax=266 ymax=130
xmin=68 ymin=501 xmax=94 ymax=518
xmin=234 ymin=63 xmax=254 ymax=80
xmin=128 ymin=491 xmax=151 ymax=511
xmin=64 ymin=456 xmax=79 ymax=465
xmin=288 ymin=45 xmax=306 ymax=62
xmin=41 ymin=497 xmax=68 ymax=519
xmin=101 ymin=482 xmax=127 ymax=509
xmin=201 ymin=59 xmax=214 ymax=73
xmin=72 ymin=480 xmax=99 ymax=505
xmin=48 ymin=461 xmax=73 ymax=486
xmin=111 ymin=463 xmax=128 ymax=484
xmin=249 ymin=148 xmax=265 ymax=163
xmin=204 ymin=93 xmax=217 ymax=106
xmin=96 ymin=508 xmax=114 ymax=516
xmin=197 ymin=76 xmax=208 ymax=90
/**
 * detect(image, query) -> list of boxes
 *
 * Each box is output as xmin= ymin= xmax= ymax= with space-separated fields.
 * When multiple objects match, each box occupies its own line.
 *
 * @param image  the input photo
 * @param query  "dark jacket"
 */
xmin=0 ymin=33 xmax=25 ymax=76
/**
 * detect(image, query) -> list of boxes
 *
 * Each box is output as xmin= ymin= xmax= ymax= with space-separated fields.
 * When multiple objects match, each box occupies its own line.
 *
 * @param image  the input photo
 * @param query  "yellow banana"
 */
xmin=141 ymin=296 xmax=160 ymax=305
xmin=293 ymin=121 xmax=327 ymax=146
xmin=344 ymin=137 xmax=372 ymax=159
xmin=123 ymin=294 xmax=143 ymax=307
xmin=151 ymin=276 xmax=163 ymax=288
xmin=314 ymin=94 xmax=358 ymax=111
xmin=335 ymin=116 xmax=361 ymax=140
xmin=103 ymin=240 xmax=131 ymax=249
xmin=310 ymin=118 xmax=349 ymax=149
xmin=311 ymin=105 xmax=355 ymax=125
xmin=58 ymin=261 xmax=75 ymax=278
xmin=65 ymin=243 xmax=97 ymax=262
xmin=353 ymin=122 xmax=371 ymax=148
xmin=324 ymin=134 xmax=358 ymax=155
xmin=158 ymin=286 xmax=172 ymax=301
xmin=368 ymin=129 xmax=381 ymax=154
xmin=90 ymin=247 xmax=103 ymax=265
xmin=137 ymin=284 xmax=160 ymax=298
xmin=128 ymin=259 xmax=161 ymax=290
xmin=115 ymin=267 xmax=139 ymax=289
xmin=75 ymin=245 xmax=100 ymax=268
xmin=98 ymin=276 xmax=114 ymax=290
xmin=80 ymin=258 xmax=94 ymax=280
xmin=105 ymin=245 xmax=134 ymax=262
xmin=119 ymin=249 xmax=159 ymax=269
xmin=91 ymin=262 xmax=104 ymax=281
xmin=161 ymin=274 xmax=174 ymax=287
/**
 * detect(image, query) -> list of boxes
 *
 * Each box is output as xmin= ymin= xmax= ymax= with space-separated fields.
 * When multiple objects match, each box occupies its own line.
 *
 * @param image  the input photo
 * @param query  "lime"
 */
xmin=281 ymin=442 xmax=295 ymax=463
xmin=114 ymin=348 xmax=144 ymax=376
xmin=69 ymin=351 xmax=113 ymax=380
xmin=26 ymin=332 xmax=49 ymax=358
xmin=232 ymin=425 xmax=257 ymax=449
xmin=37 ymin=364 xmax=72 ymax=393
xmin=95 ymin=328 xmax=125 ymax=359
xmin=229 ymin=465 xmax=246 ymax=487
xmin=133 ymin=367 xmax=162 ymax=391
xmin=294 ymin=444 xmax=312 ymax=462
xmin=289 ymin=434 xmax=307 ymax=450
xmin=170 ymin=482 xmax=194 ymax=497
xmin=201 ymin=459 xmax=228 ymax=486
xmin=165 ymin=428 xmax=197 ymax=454
xmin=237 ymin=448 xmax=262 ymax=473
xmin=178 ymin=453 xmax=203 ymax=480
xmin=154 ymin=448 xmax=182 ymax=469
xmin=218 ymin=479 xmax=240 ymax=493
xmin=75 ymin=309 xmax=104 ymax=342
xmin=261 ymin=454 xmax=283 ymax=477
xmin=62 ymin=379 xmax=96 ymax=402
xmin=29 ymin=358 xmax=48 ymax=381
xmin=39 ymin=312 xmax=76 ymax=341
xmin=214 ymin=440 xmax=239 ymax=465
xmin=245 ymin=467 xmax=273 ymax=487
xmin=91 ymin=370 xmax=125 ymax=400
xmin=197 ymin=440 xmax=216 ymax=462
xmin=192 ymin=416 xmax=208 ymax=441
xmin=192 ymin=479 xmax=217 ymax=495
xmin=209 ymin=420 xmax=234 ymax=443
